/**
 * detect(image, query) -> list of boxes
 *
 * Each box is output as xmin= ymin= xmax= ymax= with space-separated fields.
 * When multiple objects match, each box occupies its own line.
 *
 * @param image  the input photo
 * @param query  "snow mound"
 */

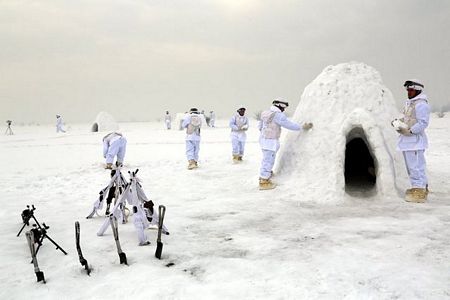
xmin=276 ymin=62 xmax=407 ymax=201
xmin=91 ymin=111 xmax=119 ymax=132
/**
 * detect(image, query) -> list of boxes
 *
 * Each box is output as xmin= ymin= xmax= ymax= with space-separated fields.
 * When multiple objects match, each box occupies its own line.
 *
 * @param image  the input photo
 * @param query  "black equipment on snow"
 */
xmin=17 ymin=205 xmax=37 ymax=237
xmin=155 ymin=205 xmax=166 ymax=259
xmin=75 ymin=221 xmax=91 ymax=275
xmin=25 ymin=230 xmax=46 ymax=283
xmin=143 ymin=200 xmax=155 ymax=223
xmin=109 ymin=215 xmax=127 ymax=265
xmin=32 ymin=222 xmax=68 ymax=257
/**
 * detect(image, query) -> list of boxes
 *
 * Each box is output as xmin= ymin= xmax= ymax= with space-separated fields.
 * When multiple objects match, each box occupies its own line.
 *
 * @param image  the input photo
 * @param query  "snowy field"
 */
xmin=1 ymin=117 xmax=449 ymax=300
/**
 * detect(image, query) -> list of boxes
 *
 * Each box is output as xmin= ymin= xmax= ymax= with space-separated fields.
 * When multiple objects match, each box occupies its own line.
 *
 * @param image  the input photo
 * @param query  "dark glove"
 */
xmin=302 ymin=122 xmax=313 ymax=130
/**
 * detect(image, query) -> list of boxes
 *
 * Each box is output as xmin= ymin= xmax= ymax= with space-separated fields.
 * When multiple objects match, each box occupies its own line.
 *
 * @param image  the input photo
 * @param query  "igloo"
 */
xmin=91 ymin=111 xmax=119 ymax=132
xmin=276 ymin=62 xmax=407 ymax=201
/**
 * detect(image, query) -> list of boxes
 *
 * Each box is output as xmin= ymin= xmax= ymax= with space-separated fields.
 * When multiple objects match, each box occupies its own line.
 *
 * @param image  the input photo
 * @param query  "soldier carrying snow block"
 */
xmin=393 ymin=79 xmax=430 ymax=203
xmin=229 ymin=105 xmax=249 ymax=163
xmin=103 ymin=132 xmax=127 ymax=169
xmin=182 ymin=108 xmax=202 ymax=170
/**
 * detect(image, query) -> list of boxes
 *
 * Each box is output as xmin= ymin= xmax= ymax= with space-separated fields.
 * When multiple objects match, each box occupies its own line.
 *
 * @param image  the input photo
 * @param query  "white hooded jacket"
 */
xmin=397 ymin=93 xmax=430 ymax=151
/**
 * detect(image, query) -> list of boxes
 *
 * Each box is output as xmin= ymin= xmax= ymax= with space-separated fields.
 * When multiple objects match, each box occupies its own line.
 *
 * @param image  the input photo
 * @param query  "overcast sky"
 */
xmin=0 ymin=0 xmax=449 ymax=124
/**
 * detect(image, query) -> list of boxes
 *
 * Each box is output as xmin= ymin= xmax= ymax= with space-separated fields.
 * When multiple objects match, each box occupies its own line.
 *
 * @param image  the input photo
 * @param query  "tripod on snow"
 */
xmin=31 ymin=222 xmax=67 ymax=257
xmin=17 ymin=205 xmax=67 ymax=258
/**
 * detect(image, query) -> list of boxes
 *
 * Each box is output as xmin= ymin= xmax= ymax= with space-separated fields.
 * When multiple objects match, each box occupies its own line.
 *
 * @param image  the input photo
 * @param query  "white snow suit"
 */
xmin=229 ymin=113 xmax=249 ymax=156
xmin=182 ymin=114 xmax=202 ymax=162
xmin=209 ymin=112 xmax=216 ymax=127
xmin=56 ymin=116 xmax=66 ymax=133
xmin=397 ymin=93 xmax=430 ymax=188
xmin=165 ymin=113 xmax=172 ymax=130
xmin=258 ymin=106 xmax=302 ymax=179
xmin=103 ymin=132 xmax=127 ymax=165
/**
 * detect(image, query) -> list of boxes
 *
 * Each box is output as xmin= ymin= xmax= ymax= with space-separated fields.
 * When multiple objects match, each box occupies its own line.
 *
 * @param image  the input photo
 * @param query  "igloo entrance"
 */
xmin=344 ymin=127 xmax=377 ymax=194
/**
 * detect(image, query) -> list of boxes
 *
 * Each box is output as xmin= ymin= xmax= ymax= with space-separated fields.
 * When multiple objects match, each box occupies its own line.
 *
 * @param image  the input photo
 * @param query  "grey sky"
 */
xmin=1 ymin=0 xmax=449 ymax=124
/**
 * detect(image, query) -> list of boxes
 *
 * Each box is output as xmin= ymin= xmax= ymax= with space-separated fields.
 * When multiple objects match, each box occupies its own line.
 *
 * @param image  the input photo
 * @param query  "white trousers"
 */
xmin=231 ymin=137 xmax=245 ymax=156
xmin=106 ymin=138 xmax=127 ymax=164
xmin=403 ymin=150 xmax=428 ymax=188
xmin=56 ymin=124 xmax=65 ymax=133
xmin=186 ymin=140 xmax=200 ymax=161
xmin=165 ymin=120 xmax=171 ymax=129
xmin=260 ymin=149 xmax=276 ymax=179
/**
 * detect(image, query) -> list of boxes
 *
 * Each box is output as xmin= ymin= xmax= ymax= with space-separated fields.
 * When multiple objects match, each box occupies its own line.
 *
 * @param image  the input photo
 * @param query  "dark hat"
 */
xmin=403 ymin=79 xmax=424 ymax=90
xmin=272 ymin=99 xmax=289 ymax=108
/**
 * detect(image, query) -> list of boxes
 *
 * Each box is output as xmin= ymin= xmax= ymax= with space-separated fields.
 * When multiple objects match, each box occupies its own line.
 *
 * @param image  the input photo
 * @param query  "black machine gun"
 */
xmin=17 ymin=205 xmax=68 ymax=257
xmin=31 ymin=222 xmax=68 ymax=256
xmin=17 ymin=205 xmax=37 ymax=237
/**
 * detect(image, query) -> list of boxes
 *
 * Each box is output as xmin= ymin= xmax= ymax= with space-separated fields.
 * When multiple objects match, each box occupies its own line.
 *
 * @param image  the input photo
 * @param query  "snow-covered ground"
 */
xmin=1 ymin=117 xmax=449 ymax=299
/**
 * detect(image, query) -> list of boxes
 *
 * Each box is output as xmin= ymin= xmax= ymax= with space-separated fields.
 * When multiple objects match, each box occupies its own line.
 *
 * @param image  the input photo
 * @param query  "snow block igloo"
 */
xmin=91 ymin=111 xmax=119 ymax=132
xmin=276 ymin=62 xmax=407 ymax=200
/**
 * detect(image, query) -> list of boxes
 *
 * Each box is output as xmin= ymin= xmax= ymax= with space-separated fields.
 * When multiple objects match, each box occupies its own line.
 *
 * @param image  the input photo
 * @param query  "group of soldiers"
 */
xmin=102 ymin=79 xmax=430 ymax=202
xmin=175 ymin=101 xmax=314 ymax=188
xmin=164 ymin=110 xmax=216 ymax=130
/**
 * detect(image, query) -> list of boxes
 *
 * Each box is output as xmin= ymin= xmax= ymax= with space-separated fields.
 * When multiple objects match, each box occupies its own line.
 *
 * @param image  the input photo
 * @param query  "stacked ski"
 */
xmin=155 ymin=205 xmax=166 ymax=259
xmin=110 ymin=215 xmax=127 ymax=265
xmin=25 ymin=231 xmax=45 ymax=283
xmin=75 ymin=221 xmax=91 ymax=275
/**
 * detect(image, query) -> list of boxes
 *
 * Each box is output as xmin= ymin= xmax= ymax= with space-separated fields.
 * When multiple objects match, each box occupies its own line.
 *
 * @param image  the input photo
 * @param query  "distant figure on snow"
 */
xmin=229 ymin=105 xmax=249 ymax=163
xmin=258 ymin=99 xmax=313 ymax=190
xmin=209 ymin=111 xmax=216 ymax=127
xmin=393 ymin=79 xmax=430 ymax=203
xmin=164 ymin=111 xmax=172 ymax=130
xmin=182 ymin=108 xmax=202 ymax=170
xmin=103 ymin=132 xmax=127 ymax=169
xmin=56 ymin=115 xmax=66 ymax=133
xmin=5 ymin=120 xmax=13 ymax=135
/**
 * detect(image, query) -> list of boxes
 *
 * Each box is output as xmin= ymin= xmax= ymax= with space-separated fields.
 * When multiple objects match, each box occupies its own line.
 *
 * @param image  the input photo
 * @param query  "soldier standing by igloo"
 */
xmin=258 ymin=99 xmax=313 ymax=190
xmin=393 ymin=79 xmax=430 ymax=203
xmin=103 ymin=132 xmax=127 ymax=169
xmin=182 ymin=108 xmax=202 ymax=170
xmin=229 ymin=105 xmax=249 ymax=163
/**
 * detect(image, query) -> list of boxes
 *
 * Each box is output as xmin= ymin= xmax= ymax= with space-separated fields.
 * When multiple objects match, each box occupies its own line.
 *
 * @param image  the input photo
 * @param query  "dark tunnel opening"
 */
xmin=344 ymin=128 xmax=377 ymax=195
